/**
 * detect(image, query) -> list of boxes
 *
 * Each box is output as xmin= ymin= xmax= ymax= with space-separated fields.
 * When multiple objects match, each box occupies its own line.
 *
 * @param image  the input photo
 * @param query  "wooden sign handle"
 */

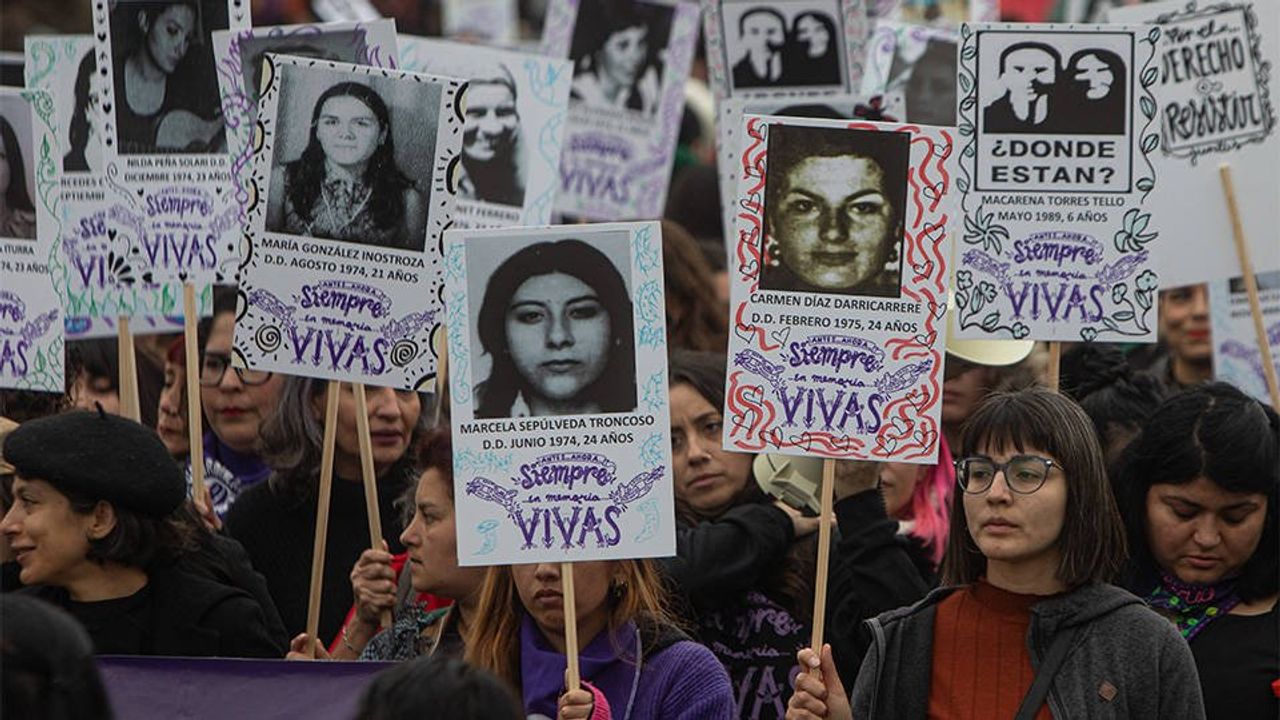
xmin=809 ymin=458 xmax=836 ymax=661
xmin=1220 ymin=164 xmax=1280 ymax=412
xmin=305 ymin=380 xmax=341 ymax=657
xmin=353 ymin=382 xmax=393 ymax=629
xmin=182 ymin=283 xmax=206 ymax=499
xmin=562 ymin=561 xmax=581 ymax=691
xmin=116 ymin=316 xmax=141 ymax=422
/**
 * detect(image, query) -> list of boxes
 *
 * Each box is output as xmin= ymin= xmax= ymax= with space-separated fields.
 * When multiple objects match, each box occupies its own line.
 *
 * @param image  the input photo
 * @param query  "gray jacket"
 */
xmin=851 ymin=583 xmax=1207 ymax=719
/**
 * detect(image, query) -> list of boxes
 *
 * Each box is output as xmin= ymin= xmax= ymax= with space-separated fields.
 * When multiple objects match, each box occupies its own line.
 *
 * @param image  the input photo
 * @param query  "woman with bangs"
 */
xmin=787 ymin=387 xmax=1205 ymax=720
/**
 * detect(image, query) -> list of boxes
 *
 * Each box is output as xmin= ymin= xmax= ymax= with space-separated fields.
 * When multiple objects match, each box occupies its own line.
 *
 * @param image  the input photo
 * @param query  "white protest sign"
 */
xmin=443 ymin=0 xmax=519 ymax=44
xmin=860 ymin=21 xmax=960 ymax=125
xmin=953 ymin=23 xmax=1164 ymax=343
xmin=396 ymin=37 xmax=572 ymax=229
xmin=1210 ymin=270 xmax=1280 ymax=404
xmin=868 ymin=0 xmax=999 ymax=27
xmin=233 ymin=56 xmax=465 ymax=389
xmin=1110 ymin=0 xmax=1279 ymax=288
xmin=724 ymin=115 xmax=957 ymax=463
xmin=0 ymin=89 xmax=65 ymax=392
xmin=541 ymin=0 xmax=700 ymax=221
xmin=445 ymin=222 xmax=675 ymax=565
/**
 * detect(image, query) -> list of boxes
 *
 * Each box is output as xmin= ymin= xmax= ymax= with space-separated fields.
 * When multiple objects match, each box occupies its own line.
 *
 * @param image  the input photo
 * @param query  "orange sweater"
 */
xmin=928 ymin=581 xmax=1054 ymax=720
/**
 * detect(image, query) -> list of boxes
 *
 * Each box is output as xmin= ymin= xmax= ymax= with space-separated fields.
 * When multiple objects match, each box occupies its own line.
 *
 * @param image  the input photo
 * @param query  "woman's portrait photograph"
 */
xmin=0 ymin=95 xmax=37 ymax=241
xmin=264 ymin=63 xmax=440 ymax=252
xmin=108 ymin=0 xmax=231 ymax=154
xmin=458 ymin=62 xmax=525 ymax=208
xmin=62 ymin=49 xmax=105 ymax=173
xmin=568 ymin=0 xmax=673 ymax=117
xmin=467 ymin=232 xmax=637 ymax=419
xmin=760 ymin=123 xmax=909 ymax=298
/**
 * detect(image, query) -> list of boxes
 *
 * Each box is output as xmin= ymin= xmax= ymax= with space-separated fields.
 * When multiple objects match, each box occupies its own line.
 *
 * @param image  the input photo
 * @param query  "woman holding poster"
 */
xmin=465 ymin=560 xmax=734 ymax=719
xmin=787 ymin=389 xmax=1206 ymax=720
xmin=474 ymin=239 xmax=636 ymax=418
xmin=1116 ymin=384 xmax=1279 ymax=720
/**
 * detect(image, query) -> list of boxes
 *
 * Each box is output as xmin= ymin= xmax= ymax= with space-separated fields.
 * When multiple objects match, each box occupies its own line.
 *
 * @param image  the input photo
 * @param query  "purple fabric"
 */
xmin=204 ymin=431 xmax=271 ymax=488
xmin=520 ymin=614 xmax=640 ymax=717
xmin=97 ymin=656 xmax=392 ymax=720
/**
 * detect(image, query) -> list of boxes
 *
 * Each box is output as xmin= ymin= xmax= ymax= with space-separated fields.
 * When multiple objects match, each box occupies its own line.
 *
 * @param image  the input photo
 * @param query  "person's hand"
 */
xmin=191 ymin=481 xmax=222 ymax=532
xmin=558 ymin=670 xmax=595 ymax=720
xmin=286 ymin=633 xmax=333 ymax=661
xmin=350 ymin=541 xmax=396 ymax=627
xmin=787 ymin=645 xmax=852 ymax=720
xmin=774 ymin=500 xmax=821 ymax=538
xmin=832 ymin=460 xmax=879 ymax=501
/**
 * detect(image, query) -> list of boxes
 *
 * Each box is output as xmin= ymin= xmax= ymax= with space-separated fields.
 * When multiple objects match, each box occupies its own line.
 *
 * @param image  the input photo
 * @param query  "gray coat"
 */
xmin=851 ymin=583 xmax=1207 ymax=719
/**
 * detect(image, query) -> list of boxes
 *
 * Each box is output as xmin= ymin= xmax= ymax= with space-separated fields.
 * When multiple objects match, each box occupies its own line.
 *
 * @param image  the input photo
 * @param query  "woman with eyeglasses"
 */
xmin=786 ymin=387 xmax=1205 ymax=720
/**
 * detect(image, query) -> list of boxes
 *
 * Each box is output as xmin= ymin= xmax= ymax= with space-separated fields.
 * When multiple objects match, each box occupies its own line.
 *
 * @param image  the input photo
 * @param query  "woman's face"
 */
xmin=1158 ymin=284 xmax=1211 ymax=364
xmin=670 ymin=383 xmax=753 ymax=517
xmin=315 ymin=95 xmax=385 ymax=169
xmin=772 ymin=155 xmax=896 ymax=291
xmin=0 ymin=477 xmax=96 ymax=587
xmin=70 ymin=370 xmax=120 ymax=416
xmin=941 ymin=361 xmax=994 ymax=429
xmin=142 ymin=5 xmax=196 ymax=75
xmin=1075 ymin=53 xmax=1113 ymax=100
xmin=879 ymin=462 xmax=923 ymax=518
xmin=322 ymin=384 xmax=420 ymax=476
xmin=599 ymin=25 xmax=648 ymax=88
xmin=505 ymin=272 xmax=611 ymax=405
xmin=200 ymin=312 xmax=285 ymax=455
xmin=157 ymin=358 xmax=188 ymax=456
xmin=1144 ymin=476 xmax=1268 ymax=586
xmin=464 ymin=82 xmax=518 ymax=163
xmin=513 ymin=560 xmax=613 ymax=637
xmin=796 ymin=15 xmax=830 ymax=58
xmin=962 ymin=443 xmax=1068 ymax=571
xmin=400 ymin=468 xmax=485 ymax=599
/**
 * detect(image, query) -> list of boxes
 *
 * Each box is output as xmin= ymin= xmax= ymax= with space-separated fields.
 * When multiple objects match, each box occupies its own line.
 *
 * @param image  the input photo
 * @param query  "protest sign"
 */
xmin=93 ymin=0 xmax=249 ymax=289
xmin=24 ymin=35 xmax=207 ymax=340
xmin=211 ymin=20 xmax=398 ymax=242
xmin=1110 ymin=0 xmax=1279 ymax=288
xmin=0 ymin=88 xmax=65 ymax=393
xmin=541 ymin=0 xmax=700 ymax=221
xmin=396 ymin=37 xmax=573 ymax=229
xmin=234 ymin=56 xmax=463 ymax=390
xmin=445 ymin=222 xmax=675 ymax=566
xmin=953 ymin=23 xmax=1163 ymax=343
xmin=860 ymin=21 xmax=960 ymax=125
xmin=0 ymin=54 xmax=22 ymax=87
xmin=443 ymin=0 xmax=520 ymax=44
xmin=702 ymin=0 xmax=872 ymax=99
xmin=1211 ymin=270 xmax=1280 ymax=405
xmin=723 ymin=115 xmax=957 ymax=463
xmin=868 ymin=0 xmax=998 ymax=27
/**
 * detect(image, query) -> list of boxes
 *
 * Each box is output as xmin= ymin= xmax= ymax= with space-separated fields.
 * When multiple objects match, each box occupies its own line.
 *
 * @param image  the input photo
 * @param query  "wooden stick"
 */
xmin=562 ymin=561 xmax=580 ymax=691
xmin=1220 ymin=164 xmax=1280 ymax=412
xmin=353 ymin=383 xmax=393 ymax=629
xmin=809 ymin=458 xmax=837 ymax=659
xmin=305 ymin=380 xmax=341 ymax=657
xmin=433 ymin=334 xmax=448 ymax=427
xmin=1046 ymin=341 xmax=1062 ymax=394
xmin=116 ymin=317 xmax=140 ymax=422
xmin=182 ymin=283 xmax=206 ymax=499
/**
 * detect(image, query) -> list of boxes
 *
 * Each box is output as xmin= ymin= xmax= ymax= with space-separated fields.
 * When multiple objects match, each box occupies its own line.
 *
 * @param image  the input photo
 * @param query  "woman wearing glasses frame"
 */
xmin=787 ymin=387 xmax=1205 ymax=720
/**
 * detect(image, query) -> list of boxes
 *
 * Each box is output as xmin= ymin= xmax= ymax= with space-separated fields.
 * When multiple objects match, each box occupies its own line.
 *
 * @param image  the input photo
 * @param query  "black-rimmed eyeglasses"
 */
xmin=199 ymin=352 xmax=274 ymax=387
xmin=954 ymin=455 xmax=1060 ymax=495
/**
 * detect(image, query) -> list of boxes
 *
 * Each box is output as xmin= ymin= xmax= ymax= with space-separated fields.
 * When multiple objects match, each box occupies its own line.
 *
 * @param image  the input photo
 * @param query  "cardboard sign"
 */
xmin=860 ymin=21 xmax=960 ymax=125
xmin=1210 ymin=270 xmax=1280 ymax=404
xmin=702 ymin=0 xmax=873 ymax=99
xmin=25 ymin=35 xmax=208 ymax=340
xmin=0 ymin=89 xmax=65 ymax=392
xmin=953 ymin=23 xmax=1163 ymax=343
xmin=445 ymin=222 xmax=676 ymax=565
xmin=541 ymin=0 xmax=701 ymax=221
xmin=234 ymin=57 xmax=465 ymax=389
xmin=93 ymin=0 xmax=250 ymax=289
xmin=724 ymin=115 xmax=957 ymax=463
xmin=396 ymin=37 xmax=573 ymax=229
xmin=1110 ymin=0 xmax=1279 ymax=287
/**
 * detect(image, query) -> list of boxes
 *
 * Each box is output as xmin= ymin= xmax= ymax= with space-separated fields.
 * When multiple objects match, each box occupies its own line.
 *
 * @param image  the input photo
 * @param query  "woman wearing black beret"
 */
xmin=0 ymin=409 xmax=281 ymax=658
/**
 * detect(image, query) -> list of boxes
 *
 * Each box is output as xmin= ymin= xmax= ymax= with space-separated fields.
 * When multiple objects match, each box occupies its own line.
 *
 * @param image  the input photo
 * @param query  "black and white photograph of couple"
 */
xmin=980 ymin=34 xmax=1129 ymax=135
xmin=725 ymin=1 xmax=844 ymax=92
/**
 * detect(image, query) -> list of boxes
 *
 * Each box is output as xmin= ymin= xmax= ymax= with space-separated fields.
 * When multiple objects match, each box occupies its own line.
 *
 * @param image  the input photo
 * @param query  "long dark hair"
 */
xmin=570 ymin=0 xmax=672 ymax=82
xmin=64 ymin=51 xmax=95 ymax=172
xmin=0 ymin=116 xmax=34 ymax=214
xmin=789 ymin=11 xmax=839 ymax=63
xmin=284 ymin=81 xmax=412 ymax=231
xmin=111 ymin=1 xmax=201 ymax=64
xmin=475 ymin=239 xmax=636 ymax=418
xmin=1067 ymin=48 xmax=1126 ymax=103
xmin=1116 ymin=383 xmax=1279 ymax=601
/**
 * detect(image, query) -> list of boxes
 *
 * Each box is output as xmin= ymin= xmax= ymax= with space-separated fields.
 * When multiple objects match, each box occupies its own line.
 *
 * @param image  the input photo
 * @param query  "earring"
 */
xmin=765 ymin=235 xmax=781 ymax=267
xmin=609 ymin=578 xmax=627 ymax=600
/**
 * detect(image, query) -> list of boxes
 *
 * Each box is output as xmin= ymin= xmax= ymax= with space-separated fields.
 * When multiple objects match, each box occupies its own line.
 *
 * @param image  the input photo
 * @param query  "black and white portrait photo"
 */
xmin=892 ymin=37 xmax=958 ymax=126
xmin=459 ymin=63 xmax=526 ymax=207
xmin=61 ymin=49 xmax=105 ymax=174
xmin=761 ymin=124 xmax=908 ymax=298
xmin=568 ymin=0 xmax=674 ymax=117
xmin=264 ymin=63 xmax=440 ymax=252
xmin=724 ymin=1 xmax=844 ymax=91
xmin=0 ymin=94 xmax=37 ymax=241
xmin=980 ymin=35 xmax=1129 ymax=135
xmin=108 ymin=0 xmax=231 ymax=154
xmin=238 ymin=31 xmax=367 ymax=103
xmin=466 ymin=232 xmax=638 ymax=419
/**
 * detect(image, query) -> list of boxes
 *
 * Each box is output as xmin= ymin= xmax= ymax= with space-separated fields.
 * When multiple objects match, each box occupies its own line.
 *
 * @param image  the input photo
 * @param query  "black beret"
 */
xmin=2 ymin=409 xmax=185 ymax=518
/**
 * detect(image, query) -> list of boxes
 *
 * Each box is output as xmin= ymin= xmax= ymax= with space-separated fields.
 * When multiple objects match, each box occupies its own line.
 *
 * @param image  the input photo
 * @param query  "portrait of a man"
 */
xmin=733 ymin=8 xmax=787 ymax=88
xmin=982 ymin=41 xmax=1062 ymax=133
